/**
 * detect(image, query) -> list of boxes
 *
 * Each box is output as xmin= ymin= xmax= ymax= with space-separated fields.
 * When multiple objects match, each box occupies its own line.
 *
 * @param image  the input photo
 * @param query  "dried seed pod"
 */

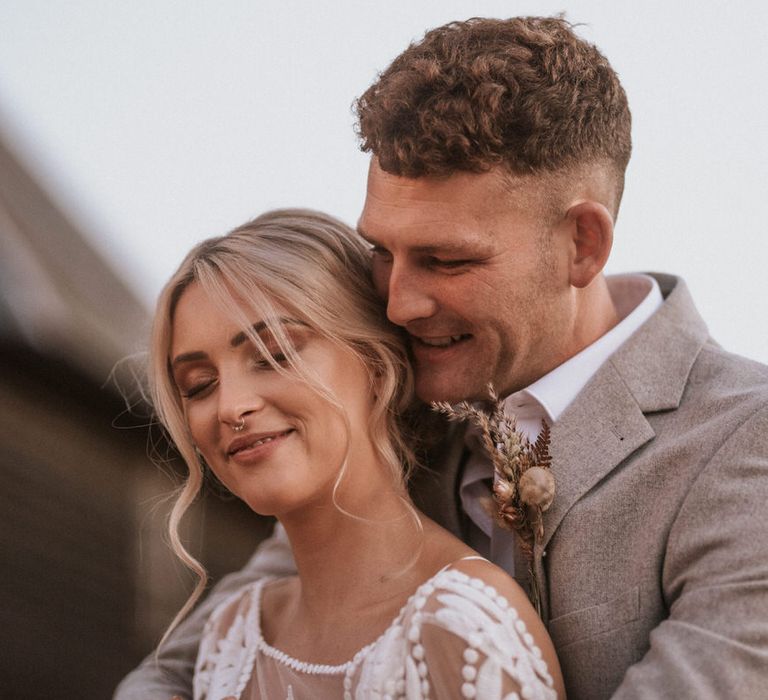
xmin=493 ymin=479 xmax=516 ymax=504
xmin=518 ymin=466 xmax=555 ymax=511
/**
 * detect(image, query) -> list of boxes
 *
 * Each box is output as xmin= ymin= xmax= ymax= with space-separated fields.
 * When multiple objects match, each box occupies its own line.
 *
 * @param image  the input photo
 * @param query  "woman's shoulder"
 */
xmin=410 ymin=556 xmax=562 ymax=699
xmin=417 ymin=520 xmax=527 ymax=604
xmin=395 ymin=557 xmax=559 ymax=699
xmin=424 ymin=556 xmax=530 ymax=613
xmin=422 ymin=558 xmax=543 ymax=657
xmin=447 ymin=556 xmax=525 ymax=593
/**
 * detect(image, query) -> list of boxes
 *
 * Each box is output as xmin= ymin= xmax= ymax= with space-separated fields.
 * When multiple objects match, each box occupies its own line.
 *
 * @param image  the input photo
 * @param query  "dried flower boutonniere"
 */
xmin=432 ymin=385 xmax=555 ymax=616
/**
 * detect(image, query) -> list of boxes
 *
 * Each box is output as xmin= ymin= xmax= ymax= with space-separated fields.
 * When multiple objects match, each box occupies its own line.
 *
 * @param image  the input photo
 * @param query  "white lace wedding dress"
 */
xmin=194 ymin=561 xmax=557 ymax=700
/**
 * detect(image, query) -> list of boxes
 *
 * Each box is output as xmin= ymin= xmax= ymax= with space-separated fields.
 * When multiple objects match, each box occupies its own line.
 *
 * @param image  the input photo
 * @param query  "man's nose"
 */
xmin=385 ymin=264 xmax=437 ymax=327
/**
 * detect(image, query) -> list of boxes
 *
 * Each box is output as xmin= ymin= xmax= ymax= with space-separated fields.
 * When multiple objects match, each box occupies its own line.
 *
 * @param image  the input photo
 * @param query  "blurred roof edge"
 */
xmin=0 ymin=132 xmax=151 ymax=387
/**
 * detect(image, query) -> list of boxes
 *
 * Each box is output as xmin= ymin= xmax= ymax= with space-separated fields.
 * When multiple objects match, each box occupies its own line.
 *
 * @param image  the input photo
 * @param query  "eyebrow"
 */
xmin=171 ymin=350 xmax=208 ymax=367
xmin=229 ymin=318 xmax=307 ymax=347
xmin=229 ymin=319 xmax=271 ymax=349
xmin=357 ymin=226 xmax=488 ymax=256
xmin=171 ymin=317 xmax=307 ymax=368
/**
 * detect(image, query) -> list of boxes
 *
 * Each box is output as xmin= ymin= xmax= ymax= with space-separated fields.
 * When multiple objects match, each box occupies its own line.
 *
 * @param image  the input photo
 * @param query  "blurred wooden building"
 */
xmin=0 ymin=135 xmax=271 ymax=699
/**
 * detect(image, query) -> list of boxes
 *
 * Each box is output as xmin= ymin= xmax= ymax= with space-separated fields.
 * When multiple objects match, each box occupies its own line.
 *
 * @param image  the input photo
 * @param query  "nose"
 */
xmin=384 ymin=262 xmax=438 ymax=327
xmin=217 ymin=376 xmax=266 ymax=430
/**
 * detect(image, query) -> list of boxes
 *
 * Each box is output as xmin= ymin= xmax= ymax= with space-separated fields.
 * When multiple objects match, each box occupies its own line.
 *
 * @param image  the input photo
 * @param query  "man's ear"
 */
xmin=563 ymin=200 xmax=614 ymax=289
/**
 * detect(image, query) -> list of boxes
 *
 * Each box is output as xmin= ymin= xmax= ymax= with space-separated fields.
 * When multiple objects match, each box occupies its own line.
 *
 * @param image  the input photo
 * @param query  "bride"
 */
xmin=150 ymin=209 xmax=564 ymax=699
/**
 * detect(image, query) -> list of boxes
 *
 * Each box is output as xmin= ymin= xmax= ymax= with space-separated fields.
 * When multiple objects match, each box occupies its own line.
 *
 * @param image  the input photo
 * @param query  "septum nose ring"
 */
xmin=232 ymin=418 xmax=246 ymax=432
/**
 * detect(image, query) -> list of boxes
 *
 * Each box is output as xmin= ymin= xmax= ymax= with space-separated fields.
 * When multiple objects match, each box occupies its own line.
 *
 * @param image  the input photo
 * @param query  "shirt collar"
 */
xmin=460 ymin=274 xmax=663 ymax=536
xmin=504 ymin=273 xmax=663 ymax=423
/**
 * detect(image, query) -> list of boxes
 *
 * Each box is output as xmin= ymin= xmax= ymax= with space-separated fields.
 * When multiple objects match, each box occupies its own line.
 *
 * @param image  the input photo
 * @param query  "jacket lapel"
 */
xmin=542 ymin=362 xmax=656 ymax=551
xmin=534 ymin=274 xmax=709 ymax=621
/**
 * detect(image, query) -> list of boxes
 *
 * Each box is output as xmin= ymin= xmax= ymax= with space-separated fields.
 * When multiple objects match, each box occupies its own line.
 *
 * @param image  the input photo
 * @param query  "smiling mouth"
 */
xmin=412 ymin=334 xmax=471 ymax=348
xmin=228 ymin=429 xmax=294 ymax=457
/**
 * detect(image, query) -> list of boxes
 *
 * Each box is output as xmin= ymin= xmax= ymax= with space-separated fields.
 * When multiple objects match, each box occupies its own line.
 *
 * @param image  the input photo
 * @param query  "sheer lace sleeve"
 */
xmin=193 ymin=581 xmax=262 ymax=700
xmin=402 ymin=568 xmax=557 ymax=700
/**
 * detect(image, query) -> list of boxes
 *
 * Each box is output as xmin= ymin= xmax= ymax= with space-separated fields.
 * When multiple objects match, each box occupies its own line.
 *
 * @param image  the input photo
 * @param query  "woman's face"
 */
xmin=169 ymin=282 xmax=378 ymax=517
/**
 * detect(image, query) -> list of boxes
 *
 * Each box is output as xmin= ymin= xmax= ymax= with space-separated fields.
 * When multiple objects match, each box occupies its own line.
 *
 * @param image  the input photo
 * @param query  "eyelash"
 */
xmin=371 ymin=246 xmax=392 ymax=261
xmin=180 ymin=351 xmax=290 ymax=400
xmin=182 ymin=380 xmax=215 ymax=400
xmin=254 ymin=351 xmax=288 ymax=368
xmin=372 ymin=246 xmax=473 ymax=272
xmin=428 ymin=257 xmax=472 ymax=270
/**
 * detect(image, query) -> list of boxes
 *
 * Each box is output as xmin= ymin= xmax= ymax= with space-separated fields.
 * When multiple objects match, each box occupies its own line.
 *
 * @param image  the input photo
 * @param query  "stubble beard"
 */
xmin=413 ymin=349 xmax=500 ymax=405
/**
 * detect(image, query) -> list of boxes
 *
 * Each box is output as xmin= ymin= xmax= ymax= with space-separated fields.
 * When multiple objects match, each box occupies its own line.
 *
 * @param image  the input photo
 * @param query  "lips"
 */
xmin=227 ymin=429 xmax=294 ymax=457
xmin=411 ymin=333 xmax=471 ymax=349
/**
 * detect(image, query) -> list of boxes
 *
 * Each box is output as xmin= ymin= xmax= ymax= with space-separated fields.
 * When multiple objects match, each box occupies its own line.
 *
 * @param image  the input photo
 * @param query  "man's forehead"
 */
xmin=358 ymin=162 xmax=546 ymax=245
xmin=365 ymin=160 xmax=511 ymax=201
xmin=362 ymin=159 xmax=559 ymax=221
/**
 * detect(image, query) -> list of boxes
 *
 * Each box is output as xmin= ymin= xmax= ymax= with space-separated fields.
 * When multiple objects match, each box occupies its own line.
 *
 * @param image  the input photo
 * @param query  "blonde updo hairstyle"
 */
xmin=149 ymin=209 xmax=415 ymax=638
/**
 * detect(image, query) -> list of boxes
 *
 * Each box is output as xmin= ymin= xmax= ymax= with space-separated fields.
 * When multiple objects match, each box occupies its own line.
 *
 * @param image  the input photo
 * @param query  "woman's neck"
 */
xmin=279 ymin=485 xmax=424 ymax=621
xmin=258 ymin=443 xmax=476 ymax=665
xmin=261 ymin=479 xmax=473 ymax=664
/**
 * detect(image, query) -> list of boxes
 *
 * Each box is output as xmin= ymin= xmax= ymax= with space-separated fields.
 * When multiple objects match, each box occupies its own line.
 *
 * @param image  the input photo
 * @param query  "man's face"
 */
xmin=358 ymin=162 xmax=574 ymax=403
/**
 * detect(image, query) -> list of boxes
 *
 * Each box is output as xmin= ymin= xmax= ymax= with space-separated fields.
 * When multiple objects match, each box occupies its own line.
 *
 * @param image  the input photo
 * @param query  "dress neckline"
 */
xmin=250 ymin=555 xmax=487 ymax=676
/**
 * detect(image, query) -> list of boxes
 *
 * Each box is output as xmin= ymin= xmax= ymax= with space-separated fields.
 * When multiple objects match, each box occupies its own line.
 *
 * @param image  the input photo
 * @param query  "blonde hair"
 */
xmin=149 ymin=208 xmax=415 ymax=640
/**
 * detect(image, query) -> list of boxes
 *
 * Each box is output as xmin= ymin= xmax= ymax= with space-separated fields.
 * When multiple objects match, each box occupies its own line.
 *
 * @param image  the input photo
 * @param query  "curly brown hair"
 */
xmin=356 ymin=16 xmax=631 ymax=188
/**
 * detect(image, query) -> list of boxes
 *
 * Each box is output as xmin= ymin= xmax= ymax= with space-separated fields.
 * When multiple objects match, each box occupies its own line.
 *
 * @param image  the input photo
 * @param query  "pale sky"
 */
xmin=1 ymin=0 xmax=766 ymax=362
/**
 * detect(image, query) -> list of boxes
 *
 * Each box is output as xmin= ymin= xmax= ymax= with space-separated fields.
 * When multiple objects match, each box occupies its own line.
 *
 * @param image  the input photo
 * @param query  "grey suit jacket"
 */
xmin=415 ymin=273 xmax=768 ymax=698
xmin=115 ymin=275 xmax=768 ymax=699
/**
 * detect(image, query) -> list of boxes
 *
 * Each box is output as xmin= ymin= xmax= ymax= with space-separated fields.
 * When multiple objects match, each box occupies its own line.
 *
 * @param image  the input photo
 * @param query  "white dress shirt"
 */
xmin=459 ymin=274 xmax=664 ymax=575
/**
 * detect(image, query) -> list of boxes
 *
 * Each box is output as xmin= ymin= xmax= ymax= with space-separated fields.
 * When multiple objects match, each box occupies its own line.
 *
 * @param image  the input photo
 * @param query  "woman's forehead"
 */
xmin=171 ymin=282 xmax=301 ymax=350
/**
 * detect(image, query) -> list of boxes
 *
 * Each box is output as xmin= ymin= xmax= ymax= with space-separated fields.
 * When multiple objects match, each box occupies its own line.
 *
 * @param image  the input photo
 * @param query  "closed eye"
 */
xmin=181 ymin=379 xmax=216 ymax=399
xmin=370 ymin=245 xmax=393 ymax=262
xmin=426 ymin=256 xmax=474 ymax=270
xmin=254 ymin=351 xmax=288 ymax=369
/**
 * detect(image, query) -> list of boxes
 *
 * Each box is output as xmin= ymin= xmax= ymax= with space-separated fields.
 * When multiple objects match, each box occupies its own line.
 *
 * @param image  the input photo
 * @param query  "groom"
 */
xmin=116 ymin=17 xmax=768 ymax=699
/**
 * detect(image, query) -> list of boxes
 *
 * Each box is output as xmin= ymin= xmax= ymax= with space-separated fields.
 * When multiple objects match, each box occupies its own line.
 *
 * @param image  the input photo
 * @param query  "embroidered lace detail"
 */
xmin=254 ymin=578 xmax=377 ymax=676
xmin=194 ymin=564 xmax=557 ymax=700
